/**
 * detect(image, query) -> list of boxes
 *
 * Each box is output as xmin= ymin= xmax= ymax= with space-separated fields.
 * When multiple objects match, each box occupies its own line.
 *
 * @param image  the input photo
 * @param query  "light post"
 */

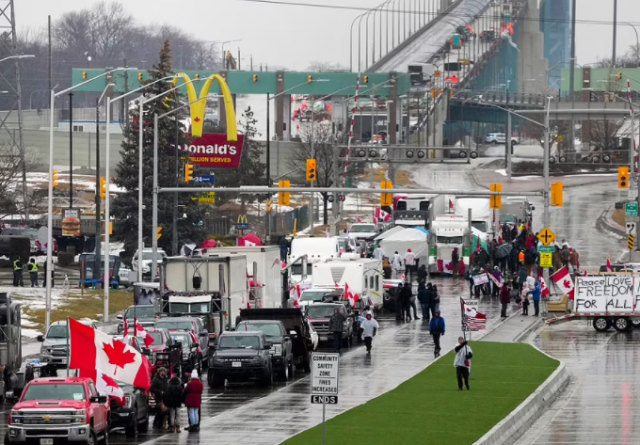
xmin=102 ymin=74 xmax=181 ymax=322
xmin=45 ymin=67 xmax=135 ymax=331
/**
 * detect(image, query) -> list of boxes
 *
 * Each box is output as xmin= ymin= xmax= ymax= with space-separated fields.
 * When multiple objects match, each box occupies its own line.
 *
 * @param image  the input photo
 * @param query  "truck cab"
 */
xmin=429 ymin=215 xmax=470 ymax=273
xmin=208 ymin=332 xmax=273 ymax=388
xmin=8 ymin=377 xmax=110 ymax=445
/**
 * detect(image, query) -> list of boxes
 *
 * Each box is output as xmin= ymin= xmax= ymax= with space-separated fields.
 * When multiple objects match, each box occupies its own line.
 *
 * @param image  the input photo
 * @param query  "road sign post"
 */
xmin=537 ymin=227 xmax=556 ymax=246
xmin=311 ymin=353 xmax=339 ymax=445
xmin=625 ymin=202 xmax=638 ymax=217
xmin=540 ymin=252 xmax=553 ymax=268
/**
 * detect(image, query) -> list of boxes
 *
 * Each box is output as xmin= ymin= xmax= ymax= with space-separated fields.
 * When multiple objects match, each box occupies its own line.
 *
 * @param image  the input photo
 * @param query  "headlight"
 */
xmin=182 ymin=352 xmax=189 ymax=360
xmin=251 ymin=357 xmax=262 ymax=363
xmin=73 ymin=410 xmax=86 ymax=424
xmin=125 ymin=395 xmax=133 ymax=408
xmin=273 ymin=344 xmax=282 ymax=356
xmin=10 ymin=410 xmax=21 ymax=424
xmin=212 ymin=357 xmax=224 ymax=363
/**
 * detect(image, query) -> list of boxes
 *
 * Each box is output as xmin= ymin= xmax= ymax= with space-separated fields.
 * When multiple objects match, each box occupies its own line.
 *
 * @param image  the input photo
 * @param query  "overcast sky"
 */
xmin=14 ymin=0 xmax=640 ymax=71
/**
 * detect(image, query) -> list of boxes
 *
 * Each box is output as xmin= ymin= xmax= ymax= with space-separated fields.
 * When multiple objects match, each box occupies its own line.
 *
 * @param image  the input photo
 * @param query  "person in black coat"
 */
xmin=418 ymin=283 xmax=433 ymax=321
xmin=400 ymin=283 xmax=412 ymax=321
xmin=165 ymin=376 xmax=184 ymax=433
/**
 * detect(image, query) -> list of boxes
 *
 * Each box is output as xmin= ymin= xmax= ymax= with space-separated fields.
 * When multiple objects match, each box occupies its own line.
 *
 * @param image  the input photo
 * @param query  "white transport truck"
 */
xmin=454 ymin=197 xmax=494 ymax=235
xmin=428 ymin=215 xmax=470 ymax=273
xmin=311 ymin=258 xmax=384 ymax=309
xmin=288 ymin=237 xmax=340 ymax=284
xmin=394 ymin=194 xmax=445 ymax=228
xmin=546 ymin=274 xmax=640 ymax=332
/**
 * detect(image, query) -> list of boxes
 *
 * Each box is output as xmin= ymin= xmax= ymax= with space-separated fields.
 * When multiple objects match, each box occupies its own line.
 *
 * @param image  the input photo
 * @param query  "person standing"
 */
xmin=500 ymin=283 xmax=511 ymax=318
xmin=452 ymin=247 xmax=460 ymax=277
xmin=400 ymin=282 xmax=413 ymax=321
xmin=328 ymin=307 xmax=347 ymax=353
xmin=527 ymin=282 xmax=542 ymax=316
xmin=404 ymin=249 xmax=416 ymax=281
xmin=359 ymin=313 xmax=379 ymax=355
xmin=151 ymin=368 xmax=169 ymax=431
xmin=184 ymin=370 xmax=203 ymax=432
xmin=279 ymin=236 xmax=289 ymax=262
xmin=522 ymin=291 xmax=530 ymax=316
xmin=165 ymin=375 xmax=184 ymax=433
xmin=394 ymin=283 xmax=404 ymax=321
xmin=27 ymin=258 xmax=38 ymax=288
xmin=373 ymin=241 xmax=386 ymax=260
xmin=391 ymin=251 xmax=403 ymax=279
xmin=42 ymin=260 xmax=54 ymax=288
xmin=12 ymin=257 xmax=23 ymax=287
xmin=430 ymin=284 xmax=440 ymax=318
xmin=429 ymin=309 xmax=445 ymax=354
xmin=417 ymin=282 xmax=431 ymax=320
xmin=454 ymin=337 xmax=473 ymax=391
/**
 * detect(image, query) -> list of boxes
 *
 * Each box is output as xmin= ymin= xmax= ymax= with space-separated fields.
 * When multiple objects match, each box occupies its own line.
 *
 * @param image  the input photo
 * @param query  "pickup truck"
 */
xmin=306 ymin=303 xmax=354 ymax=348
xmin=238 ymin=308 xmax=314 ymax=373
xmin=235 ymin=320 xmax=294 ymax=381
xmin=208 ymin=332 xmax=273 ymax=388
xmin=7 ymin=377 xmax=110 ymax=445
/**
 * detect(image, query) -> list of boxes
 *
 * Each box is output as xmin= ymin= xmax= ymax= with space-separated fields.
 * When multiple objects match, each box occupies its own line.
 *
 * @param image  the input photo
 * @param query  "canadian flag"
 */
xmin=606 ymin=256 xmax=612 ymax=272
xmin=289 ymin=283 xmax=301 ymax=308
xmin=374 ymin=208 xmax=391 ymax=222
xmin=80 ymin=369 xmax=126 ymax=406
xmin=449 ymin=199 xmax=454 ymax=211
xmin=69 ymin=318 xmax=152 ymax=390
xmin=238 ymin=238 xmax=257 ymax=247
xmin=551 ymin=266 xmax=575 ymax=300
xmin=344 ymin=283 xmax=360 ymax=307
xmin=134 ymin=318 xmax=154 ymax=348
xmin=437 ymin=259 xmax=466 ymax=275
xmin=540 ymin=277 xmax=550 ymax=299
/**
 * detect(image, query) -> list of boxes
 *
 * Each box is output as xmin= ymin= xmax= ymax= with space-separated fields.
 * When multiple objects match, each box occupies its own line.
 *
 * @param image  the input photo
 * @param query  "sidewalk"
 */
xmin=480 ymin=314 xmax=542 ymax=343
xmin=140 ymin=301 xmax=542 ymax=445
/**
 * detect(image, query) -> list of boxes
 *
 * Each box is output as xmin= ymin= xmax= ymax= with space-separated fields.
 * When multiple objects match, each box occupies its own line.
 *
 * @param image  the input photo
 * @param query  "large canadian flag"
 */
xmin=80 ymin=369 xmax=125 ymax=406
xmin=550 ymin=266 xmax=575 ymax=300
xmin=69 ymin=318 xmax=152 ymax=390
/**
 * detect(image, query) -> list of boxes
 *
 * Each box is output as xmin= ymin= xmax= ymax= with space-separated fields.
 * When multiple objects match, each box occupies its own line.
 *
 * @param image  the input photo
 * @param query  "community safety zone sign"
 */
xmin=310 ymin=353 xmax=339 ymax=404
xmin=574 ymin=276 xmax=640 ymax=314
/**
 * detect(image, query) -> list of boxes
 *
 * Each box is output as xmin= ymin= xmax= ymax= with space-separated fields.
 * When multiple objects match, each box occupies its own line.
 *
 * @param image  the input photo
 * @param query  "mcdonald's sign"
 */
xmin=173 ymin=73 xmax=245 ymax=169
xmin=237 ymin=215 xmax=249 ymax=230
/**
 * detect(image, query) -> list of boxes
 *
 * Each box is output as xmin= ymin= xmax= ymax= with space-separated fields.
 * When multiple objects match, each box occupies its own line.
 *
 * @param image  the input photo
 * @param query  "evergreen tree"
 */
xmin=112 ymin=40 xmax=206 ymax=256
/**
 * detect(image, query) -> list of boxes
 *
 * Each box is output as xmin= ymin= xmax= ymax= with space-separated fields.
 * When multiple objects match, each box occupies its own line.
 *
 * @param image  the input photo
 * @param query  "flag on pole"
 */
xmin=606 ymin=256 xmax=612 ymax=272
xmin=122 ymin=317 xmax=129 ymax=342
xmin=460 ymin=298 xmax=487 ymax=331
xmin=550 ymin=266 xmax=575 ymax=300
xmin=540 ymin=277 xmax=550 ymax=299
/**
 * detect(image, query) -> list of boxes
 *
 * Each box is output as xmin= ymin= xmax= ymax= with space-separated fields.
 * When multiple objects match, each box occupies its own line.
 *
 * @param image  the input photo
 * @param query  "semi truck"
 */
xmin=454 ymin=197 xmax=494 ymax=235
xmin=311 ymin=258 xmax=384 ymax=309
xmin=394 ymin=194 xmax=445 ymax=228
xmin=428 ymin=215 xmax=470 ymax=273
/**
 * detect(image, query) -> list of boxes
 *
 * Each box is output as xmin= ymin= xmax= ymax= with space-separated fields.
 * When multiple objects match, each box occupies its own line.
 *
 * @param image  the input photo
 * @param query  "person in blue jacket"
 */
xmin=429 ymin=309 xmax=446 ymax=355
xmin=527 ymin=281 xmax=542 ymax=316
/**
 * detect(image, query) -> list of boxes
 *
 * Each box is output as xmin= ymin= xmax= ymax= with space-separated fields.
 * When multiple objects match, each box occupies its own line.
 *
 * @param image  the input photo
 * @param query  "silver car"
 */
xmin=37 ymin=320 xmax=98 ymax=367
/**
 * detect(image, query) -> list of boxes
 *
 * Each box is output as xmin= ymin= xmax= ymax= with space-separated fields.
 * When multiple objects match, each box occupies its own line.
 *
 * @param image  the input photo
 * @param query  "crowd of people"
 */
xmin=151 ymin=367 xmax=204 ymax=433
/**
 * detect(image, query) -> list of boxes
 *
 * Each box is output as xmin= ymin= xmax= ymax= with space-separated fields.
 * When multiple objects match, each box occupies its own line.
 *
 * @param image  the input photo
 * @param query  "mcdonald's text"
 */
xmin=181 ymin=133 xmax=245 ymax=169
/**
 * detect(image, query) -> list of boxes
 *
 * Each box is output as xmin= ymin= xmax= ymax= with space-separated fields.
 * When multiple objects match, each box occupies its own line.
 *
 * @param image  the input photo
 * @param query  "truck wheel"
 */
xmin=208 ymin=372 xmax=224 ymax=389
xmin=632 ymin=320 xmax=640 ymax=329
xmin=303 ymin=352 xmax=311 ymax=372
xmin=280 ymin=362 xmax=290 ymax=381
xmin=614 ymin=317 xmax=631 ymax=332
xmin=593 ymin=317 xmax=611 ymax=332
xmin=85 ymin=428 xmax=98 ymax=445
xmin=125 ymin=409 xmax=137 ymax=437
xmin=287 ymin=360 xmax=294 ymax=378
xmin=138 ymin=413 xmax=149 ymax=433
xmin=259 ymin=367 xmax=273 ymax=387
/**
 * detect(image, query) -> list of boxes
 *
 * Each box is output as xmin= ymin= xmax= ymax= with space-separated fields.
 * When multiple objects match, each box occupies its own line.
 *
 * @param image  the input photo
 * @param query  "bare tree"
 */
xmin=589 ymin=119 xmax=624 ymax=152
xmin=307 ymin=61 xmax=349 ymax=72
xmin=0 ymin=145 xmax=43 ymax=219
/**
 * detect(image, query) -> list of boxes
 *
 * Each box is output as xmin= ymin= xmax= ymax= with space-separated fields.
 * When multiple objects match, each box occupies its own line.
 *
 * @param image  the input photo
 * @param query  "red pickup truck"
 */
xmin=7 ymin=377 xmax=110 ymax=445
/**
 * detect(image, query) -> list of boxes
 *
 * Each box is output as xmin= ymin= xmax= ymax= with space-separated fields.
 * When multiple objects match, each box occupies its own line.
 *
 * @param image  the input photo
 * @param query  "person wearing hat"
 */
xmin=151 ymin=367 xmax=169 ymax=431
xmin=429 ymin=309 xmax=446 ymax=355
xmin=404 ymin=248 xmax=416 ymax=281
xmin=184 ymin=369 xmax=203 ymax=432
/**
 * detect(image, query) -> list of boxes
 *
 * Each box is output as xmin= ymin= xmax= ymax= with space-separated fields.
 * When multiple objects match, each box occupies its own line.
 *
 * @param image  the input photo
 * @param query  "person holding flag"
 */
xmin=454 ymin=337 xmax=473 ymax=391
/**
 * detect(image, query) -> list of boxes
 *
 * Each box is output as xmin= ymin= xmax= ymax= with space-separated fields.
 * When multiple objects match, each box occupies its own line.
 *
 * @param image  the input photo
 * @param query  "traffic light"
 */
xmin=82 ymin=71 xmax=87 ymax=80
xmin=52 ymin=170 xmax=59 ymax=187
xmin=307 ymin=74 xmax=313 ymax=83
xmin=490 ymin=183 xmax=502 ymax=209
xmin=618 ymin=72 xmax=623 ymax=81
xmin=138 ymin=72 xmax=143 ymax=83
xmin=195 ymin=73 xmax=200 ymax=80
xmin=157 ymin=227 xmax=163 ymax=240
xmin=253 ymin=74 xmax=258 ymax=83
xmin=278 ymin=180 xmax=290 ymax=206
xmin=619 ymin=166 xmax=630 ymax=189
xmin=185 ymin=163 xmax=194 ymax=183
xmin=306 ymin=159 xmax=317 ymax=182
xmin=100 ymin=177 xmax=107 ymax=201
xmin=551 ymin=181 xmax=563 ymax=207
xmin=380 ymin=181 xmax=393 ymax=206
xmin=363 ymin=75 xmax=369 ymax=84
xmin=266 ymin=200 xmax=272 ymax=213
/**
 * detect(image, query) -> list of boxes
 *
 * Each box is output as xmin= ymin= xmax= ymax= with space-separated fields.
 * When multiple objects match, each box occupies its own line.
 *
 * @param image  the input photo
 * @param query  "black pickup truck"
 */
xmin=238 ymin=308 xmax=313 ymax=373
xmin=236 ymin=319 xmax=294 ymax=381
xmin=208 ymin=331 xmax=273 ymax=387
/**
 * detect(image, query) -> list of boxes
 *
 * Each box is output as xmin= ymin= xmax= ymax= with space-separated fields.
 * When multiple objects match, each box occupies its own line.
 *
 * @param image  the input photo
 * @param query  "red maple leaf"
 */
xmin=445 ymin=262 xmax=454 ymax=271
xmin=102 ymin=341 xmax=136 ymax=374
xmin=101 ymin=373 xmax=120 ymax=390
xmin=193 ymin=116 xmax=201 ymax=123
xmin=563 ymin=280 xmax=572 ymax=289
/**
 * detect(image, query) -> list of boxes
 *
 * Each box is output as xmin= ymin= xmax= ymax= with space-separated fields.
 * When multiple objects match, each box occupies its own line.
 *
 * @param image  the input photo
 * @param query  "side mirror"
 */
xmin=264 ymin=344 xmax=271 ymax=350
xmin=142 ymin=347 xmax=151 ymax=355
xmin=199 ymin=331 xmax=208 ymax=337
xmin=531 ymin=206 xmax=536 ymax=211
xmin=289 ymin=330 xmax=298 ymax=336
xmin=37 ymin=334 xmax=44 ymax=342
xmin=116 ymin=314 xmax=123 ymax=320
xmin=91 ymin=395 xmax=108 ymax=404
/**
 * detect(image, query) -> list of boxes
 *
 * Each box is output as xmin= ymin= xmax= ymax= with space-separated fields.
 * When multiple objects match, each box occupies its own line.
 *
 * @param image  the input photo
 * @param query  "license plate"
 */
xmin=319 ymin=336 xmax=328 ymax=342
xmin=40 ymin=439 xmax=54 ymax=445
xmin=61 ymin=358 xmax=67 ymax=364
xmin=232 ymin=362 xmax=241 ymax=368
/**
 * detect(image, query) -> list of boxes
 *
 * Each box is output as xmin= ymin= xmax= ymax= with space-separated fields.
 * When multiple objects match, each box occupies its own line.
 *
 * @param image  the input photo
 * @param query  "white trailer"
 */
xmin=207 ymin=246 xmax=282 ymax=309
xmin=428 ymin=215 xmax=470 ymax=273
xmin=394 ymin=194 xmax=445 ymax=228
xmin=454 ymin=197 xmax=494 ymax=235
xmin=311 ymin=258 xmax=384 ymax=309
xmin=289 ymin=237 xmax=340 ymax=284
xmin=162 ymin=254 xmax=250 ymax=328
xmin=546 ymin=274 xmax=640 ymax=332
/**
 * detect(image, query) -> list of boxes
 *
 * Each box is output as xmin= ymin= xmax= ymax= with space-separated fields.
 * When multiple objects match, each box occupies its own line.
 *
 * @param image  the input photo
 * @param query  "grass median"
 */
xmin=23 ymin=289 xmax=132 ymax=332
xmin=282 ymin=342 xmax=559 ymax=445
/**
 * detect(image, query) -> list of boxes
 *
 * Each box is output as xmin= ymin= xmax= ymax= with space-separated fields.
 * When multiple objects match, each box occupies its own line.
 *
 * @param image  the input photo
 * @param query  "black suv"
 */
xmin=208 ymin=332 xmax=273 ymax=388
xmin=235 ymin=320 xmax=294 ymax=381
xmin=109 ymin=381 xmax=150 ymax=437
xmin=306 ymin=303 xmax=354 ymax=347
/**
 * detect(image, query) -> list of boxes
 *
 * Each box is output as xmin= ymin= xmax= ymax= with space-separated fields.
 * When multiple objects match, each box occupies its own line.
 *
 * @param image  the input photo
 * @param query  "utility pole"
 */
xmin=95 ymin=98 xmax=101 ymax=283
xmin=569 ymin=0 xmax=576 ymax=152
xmin=613 ymin=0 xmax=618 ymax=66
xmin=69 ymin=92 xmax=74 ymax=208
xmin=172 ymin=103 xmax=179 ymax=255
xmin=310 ymin=116 xmax=316 ymax=235
xmin=542 ymin=99 xmax=551 ymax=287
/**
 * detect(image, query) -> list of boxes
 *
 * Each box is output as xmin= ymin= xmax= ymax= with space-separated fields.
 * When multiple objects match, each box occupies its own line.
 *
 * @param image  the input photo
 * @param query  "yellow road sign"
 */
xmin=537 ymin=227 xmax=556 ymax=246
xmin=540 ymin=252 xmax=553 ymax=268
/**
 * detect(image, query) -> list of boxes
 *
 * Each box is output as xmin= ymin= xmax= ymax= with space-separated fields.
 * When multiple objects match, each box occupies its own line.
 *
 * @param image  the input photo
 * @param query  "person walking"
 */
xmin=491 ymin=266 xmax=502 ymax=299
xmin=359 ymin=312 xmax=379 ymax=355
xmin=400 ymin=282 xmax=413 ymax=321
xmin=417 ymin=282 xmax=431 ymax=320
xmin=527 ymin=282 xmax=542 ymax=316
xmin=329 ymin=307 xmax=347 ymax=353
xmin=27 ymin=258 xmax=38 ymax=287
xmin=12 ymin=257 xmax=23 ymax=287
xmin=522 ymin=291 xmax=530 ymax=316
xmin=429 ymin=309 xmax=445 ymax=355
xmin=151 ymin=368 xmax=169 ymax=431
xmin=500 ymin=283 xmax=511 ymax=318
xmin=391 ymin=251 xmax=403 ymax=279
xmin=165 ymin=375 xmax=184 ymax=433
xmin=404 ymin=249 xmax=416 ymax=281
xmin=452 ymin=247 xmax=460 ymax=277
xmin=430 ymin=284 xmax=440 ymax=318
xmin=184 ymin=370 xmax=203 ymax=432
xmin=454 ymin=337 xmax=473 ymax=391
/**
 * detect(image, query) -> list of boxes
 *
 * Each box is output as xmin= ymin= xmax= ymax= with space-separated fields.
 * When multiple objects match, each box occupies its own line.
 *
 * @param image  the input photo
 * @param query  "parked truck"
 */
xmin=428 ymin=215 xmax=470 ymax=273
xmin=394 ymin=194 xmax=445 ymax=229
xmin=311 ymin=258 xmax=384 ymax=309
xmin=454 ymin=197 xmax=494 ymax=235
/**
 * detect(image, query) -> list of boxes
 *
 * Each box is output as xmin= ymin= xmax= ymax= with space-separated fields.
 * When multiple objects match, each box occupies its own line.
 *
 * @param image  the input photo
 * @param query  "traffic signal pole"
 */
xmin=152 ymin=113 xmax=159 ymax=279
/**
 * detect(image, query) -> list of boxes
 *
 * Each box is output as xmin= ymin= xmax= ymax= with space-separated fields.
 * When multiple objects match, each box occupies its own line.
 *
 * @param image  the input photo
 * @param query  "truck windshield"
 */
xmin=291 ymin=264 xmax=313 ymax=275
xmin=350 ymin=225 xmax=376 ymax=233
xmin=46 ymin=325 xmax=68 ymax=339
xmin=124 ymin=306 xmax=155 ymax=319
xmin=237 ymin=322 xmax=283 ymax=337
xmin=22 ymin=384 xmax=86 ymax=401
xmin=155 ymin=320 xmax=193 ymax=331
xmin=472 ymin=221 xmax=488 ymax=232
xmin=170 ymin=302 xmax=210 ymax=314
xmin=436 ymin=236 xmax=464 ymax=244
xmin=307 ymin=306 xmax=341 ymax=319
xmin=301 ymin=291 xmax=330 ymax=302
xmin=172 ymin=334 xmax=191 ymax=348
xmin=218 ymin=335 xmax=260 ymax=349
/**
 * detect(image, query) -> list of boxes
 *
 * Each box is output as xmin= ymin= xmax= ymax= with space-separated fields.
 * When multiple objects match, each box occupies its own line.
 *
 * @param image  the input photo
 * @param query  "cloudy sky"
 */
xmin=14 ymin=0 xmax=640 ymax=70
